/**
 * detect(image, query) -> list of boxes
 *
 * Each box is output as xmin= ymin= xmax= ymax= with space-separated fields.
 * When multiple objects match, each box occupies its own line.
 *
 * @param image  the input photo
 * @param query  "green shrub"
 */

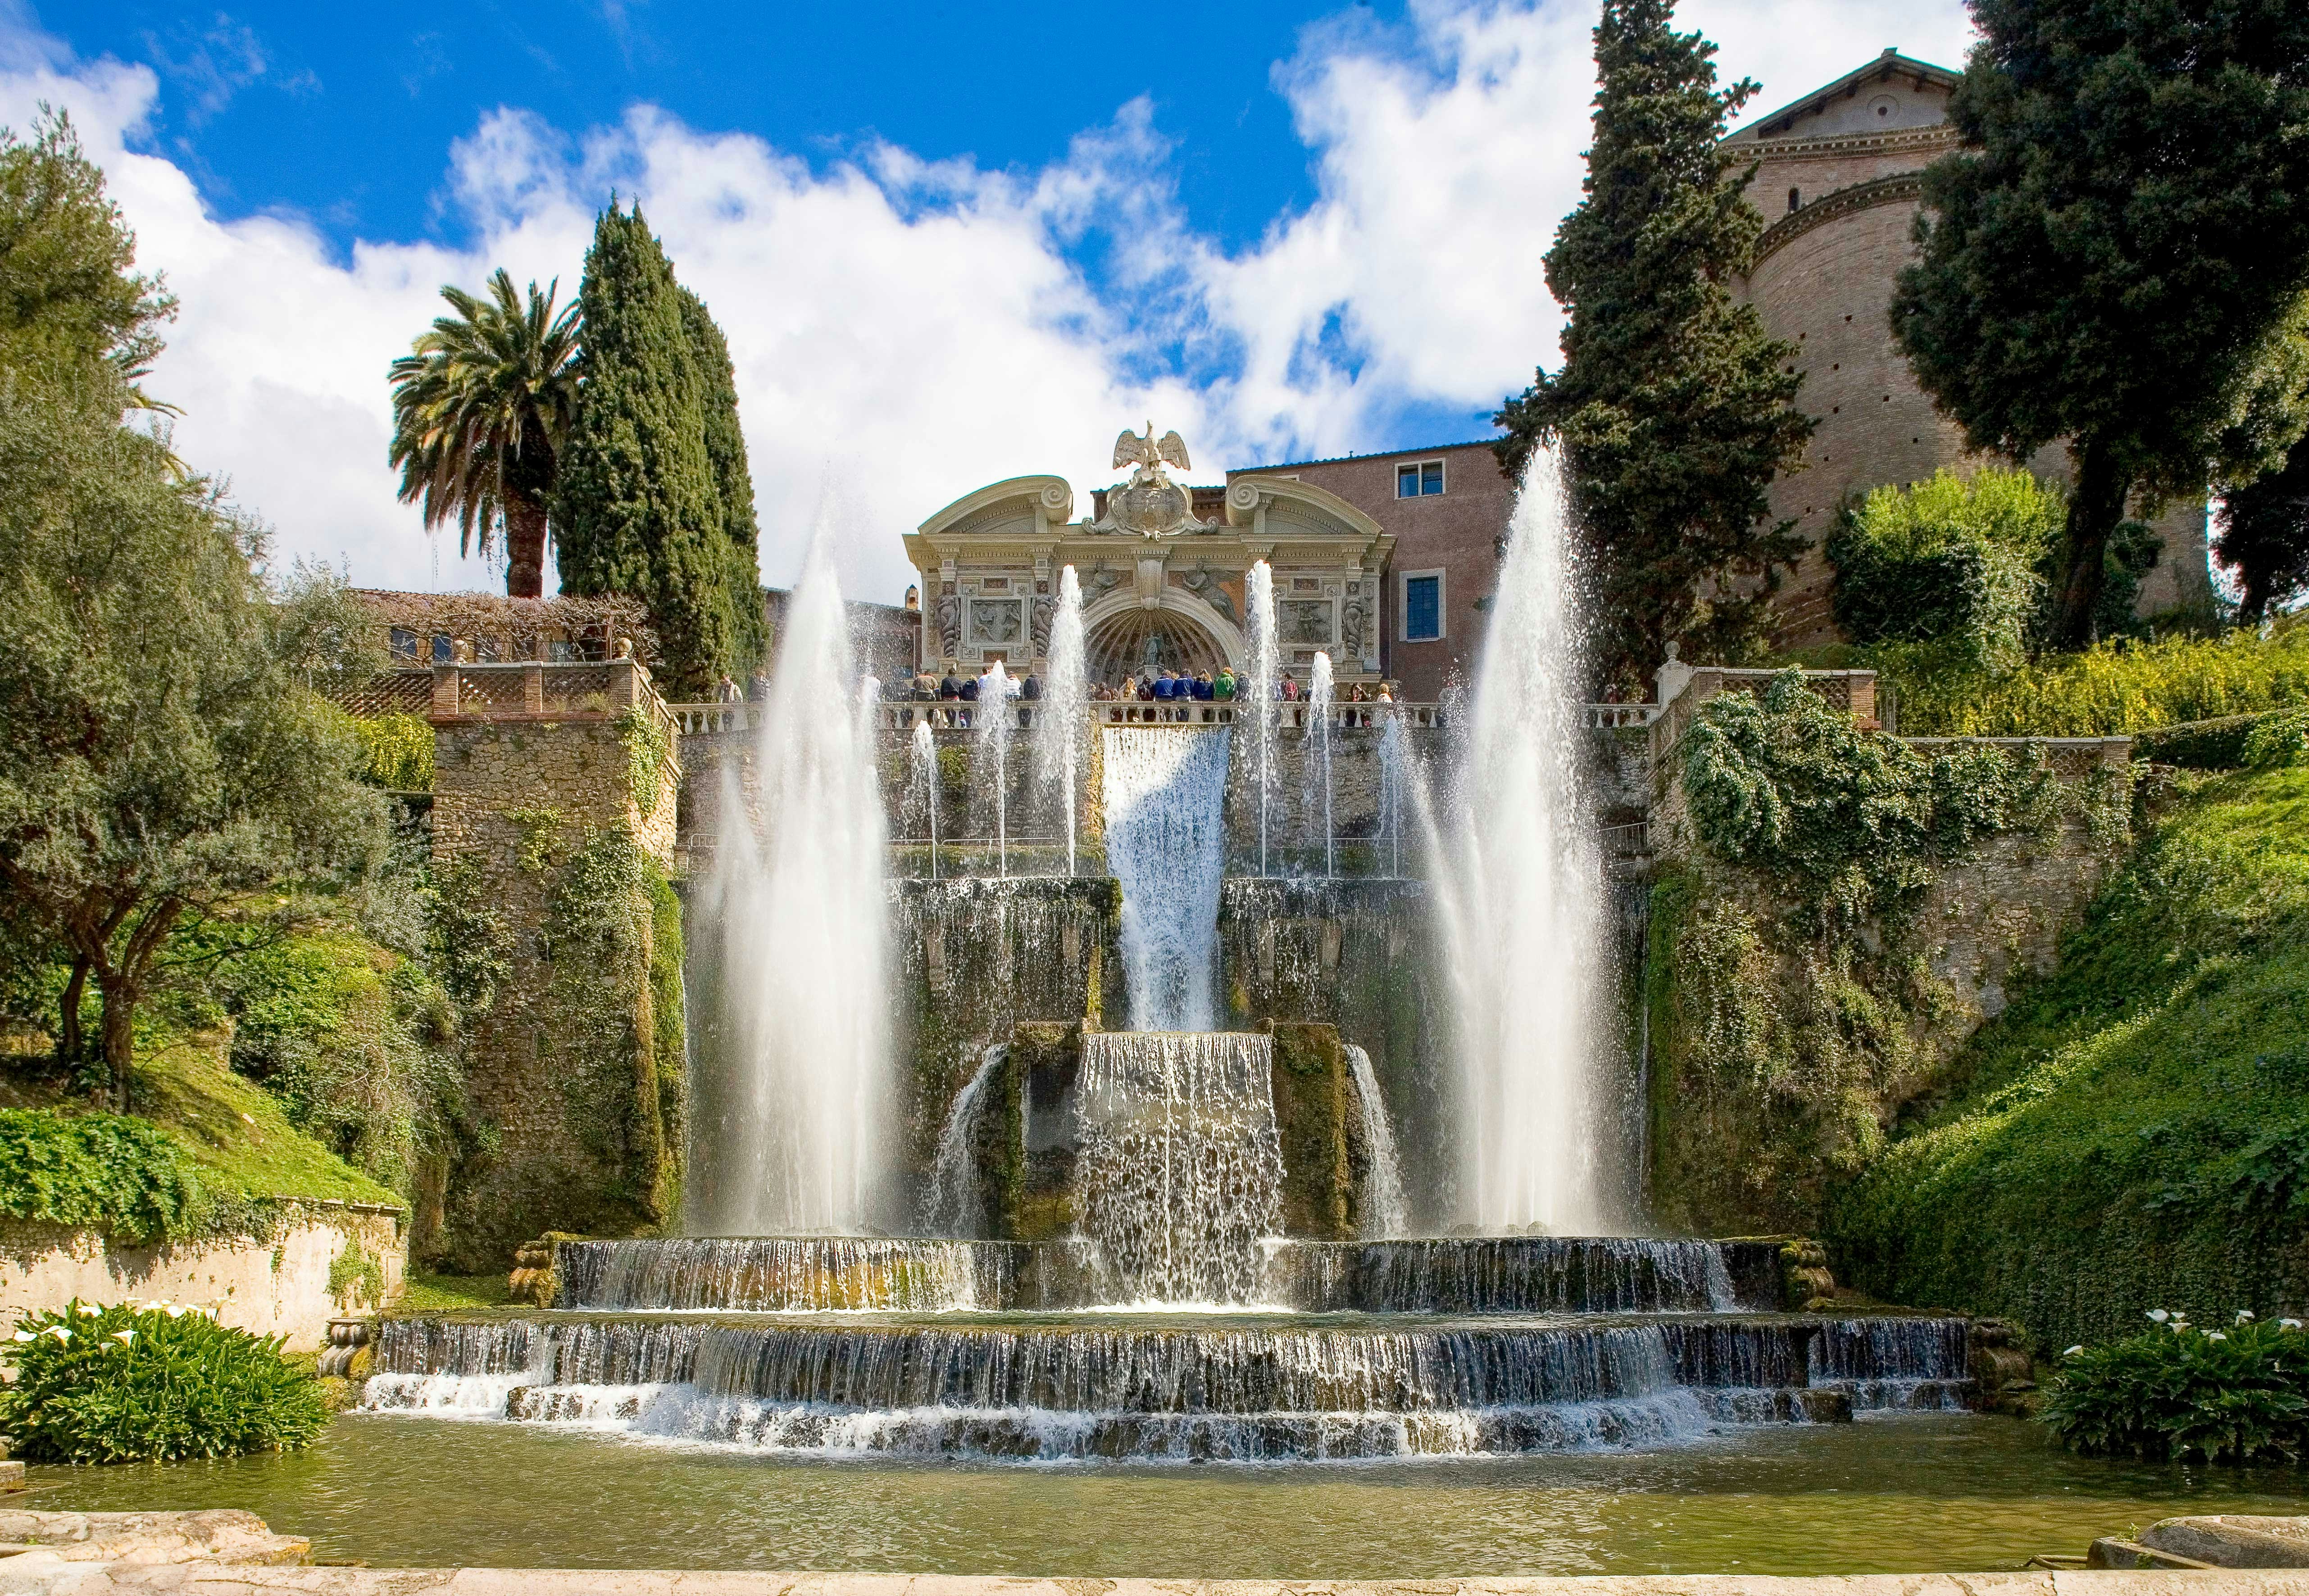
xmin=350 ymin=713 xmax=434 ymax=791
xmin=1894 ymin=623 xmax=2309 ymax=737
xmin=2045 ymin=1312 xmax=2309 ymax=1463
xmin=1680 ymin=671 xmax=2057 ymax=926
xmin=0 ymin=1299 xmax=328 ymax=1463
xmin=2243 ymin=709 xmax=2309 ymax=769
xmin=2132 ymin=714 xmax=2272 ymax=769
xmin=1827 ymin=468 xmax=2059 ymax=672
xmin=0 ymin=1110 xmax=199 ymax=1241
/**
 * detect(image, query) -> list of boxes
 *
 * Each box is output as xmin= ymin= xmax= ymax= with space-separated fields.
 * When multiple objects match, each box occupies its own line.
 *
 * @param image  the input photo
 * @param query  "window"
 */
xmin=1402 ymin=572 xmax=1444 ymax=643
xmin=1787 ymin=186 xmax=1801 ymax=213
xmin=1395 ymin=459 xmax=1445 ymax=497
xmin=388 ymin=627 xmax=418 ymax=662
xmin=430 ymin=633 xmax=453 ymax=663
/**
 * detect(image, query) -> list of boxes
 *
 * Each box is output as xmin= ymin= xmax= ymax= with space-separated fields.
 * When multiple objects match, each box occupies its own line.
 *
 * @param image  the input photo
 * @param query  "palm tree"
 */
xmin=388 ymin=270 xmax=580 ymax=598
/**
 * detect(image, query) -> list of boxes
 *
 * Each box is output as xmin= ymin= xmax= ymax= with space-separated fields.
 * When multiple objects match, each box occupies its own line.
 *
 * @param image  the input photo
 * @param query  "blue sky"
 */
xmin=20 ymin=0 xmax=1974 ymax=600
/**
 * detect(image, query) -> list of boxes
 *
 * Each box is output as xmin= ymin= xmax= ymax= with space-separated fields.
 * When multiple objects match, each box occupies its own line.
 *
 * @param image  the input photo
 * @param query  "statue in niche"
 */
xmin=1181 ymin=562 xmax=1237 ymax=625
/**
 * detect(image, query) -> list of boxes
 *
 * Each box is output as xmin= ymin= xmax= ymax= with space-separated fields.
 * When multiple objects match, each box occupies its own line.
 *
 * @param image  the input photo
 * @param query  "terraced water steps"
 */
xmin=553 ymin=1235 xmax=1785 ymax=1315
xmin=363 ymin=1308 xmax=1972 ymax=1461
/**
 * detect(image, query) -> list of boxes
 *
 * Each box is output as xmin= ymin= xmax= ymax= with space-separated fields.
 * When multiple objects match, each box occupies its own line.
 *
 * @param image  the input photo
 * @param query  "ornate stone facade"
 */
xmin=905 ymin=428 xmax=1395 ymax=684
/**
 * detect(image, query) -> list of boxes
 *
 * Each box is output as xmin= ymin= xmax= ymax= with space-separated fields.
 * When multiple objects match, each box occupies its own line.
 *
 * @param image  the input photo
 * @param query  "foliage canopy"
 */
xmin=1891 ymin=0 xmax=2309 ymax=647
xmin=1495 ymin=0 xmax=1813 ymax=689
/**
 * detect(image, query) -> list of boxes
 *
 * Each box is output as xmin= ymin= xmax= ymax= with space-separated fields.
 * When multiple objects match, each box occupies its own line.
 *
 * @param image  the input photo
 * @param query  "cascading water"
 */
xmin=1075 ymin=1032 xmax=1284 ymax=1303
xmin=1033 ymin=568 xmax=1086 ymax=877
xmin=1307 ymin=651 xmax=1335 ymax=878
xmin=1431 ymin=446 xmax=1614 ymax=1234
xmin=1244 ymin=560 xmax=1278 ymax=876
xmin=976 ymin=660 xmax=1011 ymax=878
xmin=1345 ymin=1044 xmax=1408 ymax=1239
xmin=693 ymin=531 xmax=891 ymax=1234
xmin=1100 ymin=727 xmax=1230 ymax=1032
xmin=923 ymin=1045 xmax=1005 ymax=1237
xmin=908 ymin=719 xmax=940 ymax=881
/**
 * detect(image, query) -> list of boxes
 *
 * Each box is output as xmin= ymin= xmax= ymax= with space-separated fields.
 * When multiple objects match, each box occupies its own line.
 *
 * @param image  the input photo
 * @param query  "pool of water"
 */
xmin=23 ymin=1410 xmax=2308 ymax=1576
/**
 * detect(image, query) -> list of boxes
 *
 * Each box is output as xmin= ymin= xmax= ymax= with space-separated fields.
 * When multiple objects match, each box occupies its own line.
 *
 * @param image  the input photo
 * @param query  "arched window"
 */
xmin=1787 ymin=186 xmax=1802 ymax=214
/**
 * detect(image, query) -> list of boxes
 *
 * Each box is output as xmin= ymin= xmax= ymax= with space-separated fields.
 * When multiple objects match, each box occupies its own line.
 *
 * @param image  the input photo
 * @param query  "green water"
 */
xmin=23 ymin=1411 xmax=2308 ymax=1576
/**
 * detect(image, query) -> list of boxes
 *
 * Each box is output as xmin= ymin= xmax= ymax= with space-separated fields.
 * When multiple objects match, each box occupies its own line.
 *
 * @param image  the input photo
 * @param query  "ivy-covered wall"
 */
xmin=426 ymin=712 xmax=684 ymax=1269
xmin=1644 ymin=675 xmax=2132 ymax=1236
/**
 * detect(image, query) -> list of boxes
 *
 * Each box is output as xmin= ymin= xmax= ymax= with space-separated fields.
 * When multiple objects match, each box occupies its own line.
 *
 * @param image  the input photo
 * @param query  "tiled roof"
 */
xmin=1227 ymin=439 xmax=1501 ymax=476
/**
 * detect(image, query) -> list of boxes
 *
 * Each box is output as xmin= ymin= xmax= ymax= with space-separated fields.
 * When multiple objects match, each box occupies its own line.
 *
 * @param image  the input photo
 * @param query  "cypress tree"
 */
xmin=1496 ymin=0 xmax=1814 ymax=691
xmin=1891 ymin=0 xmax=2309 ymax=649
xmin=555 ymin=203 xmax=730 ymax=698
xmin=680 ymin=287 xmax=768 ymax=677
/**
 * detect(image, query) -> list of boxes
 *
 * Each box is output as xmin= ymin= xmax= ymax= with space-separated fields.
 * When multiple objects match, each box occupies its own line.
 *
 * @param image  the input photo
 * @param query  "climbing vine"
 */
xmin=614 ymin=707 xmax=674 ymax=818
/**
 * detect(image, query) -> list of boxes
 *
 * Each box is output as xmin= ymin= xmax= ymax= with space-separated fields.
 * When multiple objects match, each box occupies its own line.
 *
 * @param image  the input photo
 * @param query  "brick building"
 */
xmin=1225 ymin=442 xmax=1510 ymax=702
xmin=1725 ymin=48 xmax=2214 ymax=643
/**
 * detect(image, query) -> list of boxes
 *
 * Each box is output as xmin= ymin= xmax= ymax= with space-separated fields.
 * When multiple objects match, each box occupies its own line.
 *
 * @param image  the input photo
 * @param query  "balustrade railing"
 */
xmin=671 ymin=699 xmax=1678 ymax=736
xmin=1582 ymin=702 xmax=1664 ymax=729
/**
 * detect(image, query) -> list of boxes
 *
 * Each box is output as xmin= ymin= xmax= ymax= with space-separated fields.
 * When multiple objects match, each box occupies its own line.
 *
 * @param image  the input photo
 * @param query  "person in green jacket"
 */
xmin=1215 ymin=667 xmax=1236 ymax=700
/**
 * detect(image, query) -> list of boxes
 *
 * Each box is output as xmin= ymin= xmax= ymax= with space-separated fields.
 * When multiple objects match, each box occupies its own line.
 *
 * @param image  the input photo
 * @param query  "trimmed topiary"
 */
xmin=2044 ymin=1310 xmax=2309 ymax=1464
xmin=0 ymin=1299 xmax=329 ymax=1463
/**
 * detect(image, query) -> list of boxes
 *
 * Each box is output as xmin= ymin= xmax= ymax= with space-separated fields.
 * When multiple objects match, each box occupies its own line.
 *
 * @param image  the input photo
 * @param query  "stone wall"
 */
xmin=424 ymin=664 xmax=683 ymax=1270
xmin=0 ymin=1206 xmax=404 ymax=1352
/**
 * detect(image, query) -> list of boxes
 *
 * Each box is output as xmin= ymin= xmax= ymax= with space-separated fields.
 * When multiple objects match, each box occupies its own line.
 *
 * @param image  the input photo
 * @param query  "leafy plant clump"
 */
xmin=0 ymin=1110 xmax=200 ymax=1241
xmin=0 ymin=1299 xmax=329 ymax=1463
xmin=1827 ymin=467 xmax=2061 ymax=674
xmin=2045 ymin=1310 xmax=2309 ymax=1464
xmin=1680 ymin=671 xmax=2059 ymax=926
xmin=349 ymin=712 xmax=435 ymax=791
xmin=1893 ymin=623 xmax=2309 ymax=738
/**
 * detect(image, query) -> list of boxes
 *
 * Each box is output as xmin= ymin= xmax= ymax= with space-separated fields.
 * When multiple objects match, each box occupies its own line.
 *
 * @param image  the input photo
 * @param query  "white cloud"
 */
xmin=0 ymin=0 xmax=1973 ymax=605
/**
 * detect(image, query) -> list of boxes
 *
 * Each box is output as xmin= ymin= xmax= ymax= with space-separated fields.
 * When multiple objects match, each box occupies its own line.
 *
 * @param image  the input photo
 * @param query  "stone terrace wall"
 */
xmin=425 ymin=662 xmax=682 ymax=1270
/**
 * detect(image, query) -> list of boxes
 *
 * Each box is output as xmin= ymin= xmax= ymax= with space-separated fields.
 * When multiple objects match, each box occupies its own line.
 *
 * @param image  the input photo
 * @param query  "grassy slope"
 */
xmin=0 ymin=1032 xmax=399 ymax=1211
xmin=1830 ymin=766 xmax=2309 ymax=1352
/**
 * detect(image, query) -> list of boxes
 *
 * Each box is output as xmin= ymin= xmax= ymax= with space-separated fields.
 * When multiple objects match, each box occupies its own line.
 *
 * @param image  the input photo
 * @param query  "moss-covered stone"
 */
xmin=1270 ymin=1022 xmax=1360 ymax=1241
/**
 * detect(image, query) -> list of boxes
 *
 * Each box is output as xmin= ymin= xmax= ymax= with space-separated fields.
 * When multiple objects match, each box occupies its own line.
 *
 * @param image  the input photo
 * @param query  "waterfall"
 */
xmin=1244 ymin=560 xmax=1278 ymax=876
xmin=1075 ymin=1032 xmax=1283 ymax=1304
xmin=923 ymin=1045 xmax=1005 ymax=1237
xmin=1345 ymin=1045 xmax=1408 ymax=1239
xmin=693 ymin=531 xmax=891 ymax=1234
xmin=1306 ymin=652 xmax=1336 ymax=877
xmin=908 ymin=719 xmax=940 ymax=881
xmin=1034 ymin=568 xmax=1086 ymax=877
xmin=1432 ymin=447 xmax=1614 ymax=1234
xmin=1100 ymin=727 xmax=1230 ymax=1031
xmin=976 ymin=660 xmax=1011 ymax=878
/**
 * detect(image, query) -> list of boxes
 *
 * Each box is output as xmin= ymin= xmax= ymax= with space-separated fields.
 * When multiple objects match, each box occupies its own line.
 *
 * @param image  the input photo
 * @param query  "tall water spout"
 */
xmin=694 ymin=532 xmax=891 ymax=1233
xmin=1308 ymin=651 xmax=1336 ymax=878
xmin=1101 ymin=727 xmax=1230 ymax=1031
xmin=976 ymin=660 xmax=1011 ymax=878
xmin=1432 ymin=446 xmax=1613 ymax=1234
xmin=1377 ymin=709 xmax=1412 ymax=879
xmin=1245 ymin=560 xmax=1278 ymax=876
xmin=908 ymin=718 xmax=940 ymax=881
xmin=1034 ymin=567 xmax=1086 ymax=877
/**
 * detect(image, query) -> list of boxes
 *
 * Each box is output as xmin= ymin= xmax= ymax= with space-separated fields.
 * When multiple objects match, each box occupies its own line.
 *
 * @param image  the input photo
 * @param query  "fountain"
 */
xmin=1033 ymin=567 xmax=1086 ymax=877
xmin=689 ymin=530 xmax=891 ymax=1234
xmin=366 ymin=441 xmax=1977 ymax=1475
xmin=907 ymin=719 xmax=940 ymax=881
xmin=1430 ymin=446 xmax=1615 ymax=1234
xmin=1307 ymin=650 xmax=1335 ymax=878
xmin=1244 ymin=560 xmax=1278 ymax=875
xmin=976 ymin=660 xmax=1011 ymax=878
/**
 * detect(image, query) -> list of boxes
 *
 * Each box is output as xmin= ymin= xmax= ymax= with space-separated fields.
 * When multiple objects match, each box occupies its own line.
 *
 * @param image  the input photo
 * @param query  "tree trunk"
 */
xmin=99 ymin=975 xmax=136 ymax=1113
xmin=58 ymin=955 xmax=87 ymax=1064
xmin=505 ymin=493 xmax=549 ymax=600
xmin=2052 ymin=437 xmax=2129 ymax=650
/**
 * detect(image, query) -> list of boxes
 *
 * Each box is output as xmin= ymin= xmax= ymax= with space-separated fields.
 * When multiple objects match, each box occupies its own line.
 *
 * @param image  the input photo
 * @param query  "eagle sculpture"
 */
xmin=1114 ymin=423 xmax=1190 ymax=474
